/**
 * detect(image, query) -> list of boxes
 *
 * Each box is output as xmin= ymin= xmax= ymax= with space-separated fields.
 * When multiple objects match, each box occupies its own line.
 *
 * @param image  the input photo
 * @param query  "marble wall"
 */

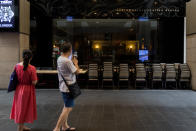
xmin=186 ymin=0 xmax=196 ymax=35
xmin=0 ymin=33 xmax=19 ymax=89
xmin=186 ymin=1 xmax=196 ymax=90
xmin=187 ymin=34 xmax=196 ymax=90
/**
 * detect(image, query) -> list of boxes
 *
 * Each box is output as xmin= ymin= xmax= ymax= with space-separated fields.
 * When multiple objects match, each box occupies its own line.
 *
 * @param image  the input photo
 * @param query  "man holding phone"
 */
xmin=53 ymin=42 xmax=79 ymax=131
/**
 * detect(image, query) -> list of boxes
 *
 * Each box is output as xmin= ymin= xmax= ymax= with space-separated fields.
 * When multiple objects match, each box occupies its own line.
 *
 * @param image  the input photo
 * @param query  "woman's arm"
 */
xmin=31 ymin=66 xmax=38 ymax=85
xmin=32 ymin=80 xmax=37 ymax=86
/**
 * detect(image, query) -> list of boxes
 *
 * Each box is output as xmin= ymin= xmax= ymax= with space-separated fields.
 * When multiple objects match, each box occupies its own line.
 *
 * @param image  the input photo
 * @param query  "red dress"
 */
xmin=10 ymin=64 xmax=38 ymax=123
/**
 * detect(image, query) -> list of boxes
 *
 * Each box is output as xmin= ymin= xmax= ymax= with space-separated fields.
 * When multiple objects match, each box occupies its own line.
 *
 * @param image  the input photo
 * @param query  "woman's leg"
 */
xmin=23 ymin=125 xmax=31 ymax=130
xmin=17 ymin=123 xmax=24 ymax=131
xmin=53 ymin=107 xmax=69 ymax=131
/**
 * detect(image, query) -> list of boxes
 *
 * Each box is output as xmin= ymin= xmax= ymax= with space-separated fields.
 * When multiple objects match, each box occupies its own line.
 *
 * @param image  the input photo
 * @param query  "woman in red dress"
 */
xmin=10 ymin=49 xmax=38 ymax=131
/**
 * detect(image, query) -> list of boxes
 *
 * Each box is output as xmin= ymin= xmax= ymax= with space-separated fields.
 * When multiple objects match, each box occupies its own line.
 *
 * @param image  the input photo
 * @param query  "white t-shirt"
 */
xmin=57 ymin=56 xmax=77 ymax=92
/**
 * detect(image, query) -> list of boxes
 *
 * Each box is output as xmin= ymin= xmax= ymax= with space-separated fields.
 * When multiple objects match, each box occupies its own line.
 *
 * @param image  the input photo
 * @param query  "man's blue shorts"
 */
xmin=61 ymin=92 xmax=74 ymax=107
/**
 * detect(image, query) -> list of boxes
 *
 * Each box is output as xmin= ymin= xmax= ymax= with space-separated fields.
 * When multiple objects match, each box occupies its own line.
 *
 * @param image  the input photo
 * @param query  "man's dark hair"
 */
xmin=61 ymin=42 xmax=72 ymax=53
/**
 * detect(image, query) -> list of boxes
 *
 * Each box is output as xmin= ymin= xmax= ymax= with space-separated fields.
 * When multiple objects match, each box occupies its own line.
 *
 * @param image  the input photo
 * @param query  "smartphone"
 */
xmin=73 ymin=51 xmax=78 ymax=58
xmin=68 ymin=51 xmax=73 ymax=60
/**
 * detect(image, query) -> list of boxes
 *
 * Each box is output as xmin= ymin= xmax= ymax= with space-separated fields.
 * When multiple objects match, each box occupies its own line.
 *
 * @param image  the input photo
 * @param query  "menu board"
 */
xmin=0 ymin=0 xmax=15 ymax=28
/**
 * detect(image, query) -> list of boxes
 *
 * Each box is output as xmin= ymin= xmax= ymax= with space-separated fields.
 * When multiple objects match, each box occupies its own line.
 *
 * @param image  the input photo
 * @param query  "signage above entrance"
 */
xmin=31 ymin=0 xmax=188 ymax=19
xmin=0 ymin=0 xmax=18 ymax=31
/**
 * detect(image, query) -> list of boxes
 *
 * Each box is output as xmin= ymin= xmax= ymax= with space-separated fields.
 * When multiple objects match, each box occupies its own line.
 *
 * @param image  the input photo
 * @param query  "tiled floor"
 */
xmin=1 ymin=90 xmax=196 ymax=131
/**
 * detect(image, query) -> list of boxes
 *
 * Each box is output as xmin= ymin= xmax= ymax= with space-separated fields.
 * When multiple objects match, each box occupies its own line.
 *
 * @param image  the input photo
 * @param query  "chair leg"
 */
xmin=188 ymin=81 xmax=191 ymax=89
xmin=165 ymin=81 xmax=167 ymax=89
xmin=87 ymin=80 xmax=90 ymax=89
xmin=175 ymin=81 xmax=177 ymax=89
xmin=146 ymin=81 xmax=147 ymax=88
xmin=102 ymin=80 xmax=104 ymax=89
xmin=113 ymin=81 xmax=115 ymax=89
xmin=98 ymin=80 xmax=99 ymax=89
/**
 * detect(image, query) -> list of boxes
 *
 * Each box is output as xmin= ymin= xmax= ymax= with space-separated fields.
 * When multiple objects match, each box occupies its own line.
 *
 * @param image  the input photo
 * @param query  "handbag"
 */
xmin=59 ymin=71 xmax=81 ymax=99
xmin=8 ymin=65 xmax=18 ymax=93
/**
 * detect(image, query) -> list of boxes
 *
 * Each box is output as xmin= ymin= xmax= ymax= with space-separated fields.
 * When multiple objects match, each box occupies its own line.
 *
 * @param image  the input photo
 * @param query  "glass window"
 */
xmin=52 ymin=18 xmax=158 ymax=68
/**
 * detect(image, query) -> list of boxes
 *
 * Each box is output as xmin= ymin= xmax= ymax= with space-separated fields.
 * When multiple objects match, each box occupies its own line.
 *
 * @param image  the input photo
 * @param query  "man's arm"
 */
xmin=72 ymin=57 xmax=80 ymax=74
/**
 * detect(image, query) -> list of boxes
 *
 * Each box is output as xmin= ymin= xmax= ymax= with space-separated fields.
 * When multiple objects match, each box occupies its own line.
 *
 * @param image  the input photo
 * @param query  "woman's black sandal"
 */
xmin=65 ymin=127 xmax=76 ymax=131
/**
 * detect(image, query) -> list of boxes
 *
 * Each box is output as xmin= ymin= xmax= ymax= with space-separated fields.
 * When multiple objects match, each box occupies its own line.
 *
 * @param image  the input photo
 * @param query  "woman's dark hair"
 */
xmin=23 ymin=49 xmax=32 ymax=71
xmin=61 ymin=42 xmax=72 ymax=53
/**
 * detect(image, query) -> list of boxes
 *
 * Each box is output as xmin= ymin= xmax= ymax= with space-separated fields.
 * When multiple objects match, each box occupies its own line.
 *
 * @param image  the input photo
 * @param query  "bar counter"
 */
xmin=37 ymin=69 xmax=88 ymax=74
xmin=36 ymin=69 xmax=88 ymax=89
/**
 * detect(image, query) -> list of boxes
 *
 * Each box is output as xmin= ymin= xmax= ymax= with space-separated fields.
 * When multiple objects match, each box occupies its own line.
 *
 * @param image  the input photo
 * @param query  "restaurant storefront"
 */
xmin=30 ymin=0 xmax=190 ymax=89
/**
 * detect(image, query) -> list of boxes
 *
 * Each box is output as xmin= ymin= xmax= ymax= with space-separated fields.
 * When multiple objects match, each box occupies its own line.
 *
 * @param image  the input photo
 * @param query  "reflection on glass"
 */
xmin=139 ymin=50 xmax=149 ymax=62
xmin=52 ymin=19 xmax=157 ymax=67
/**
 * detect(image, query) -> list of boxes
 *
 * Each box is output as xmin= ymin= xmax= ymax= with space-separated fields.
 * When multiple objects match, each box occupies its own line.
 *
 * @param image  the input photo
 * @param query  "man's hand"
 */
xmin=72 ymin=57 xmax=78 ymax=66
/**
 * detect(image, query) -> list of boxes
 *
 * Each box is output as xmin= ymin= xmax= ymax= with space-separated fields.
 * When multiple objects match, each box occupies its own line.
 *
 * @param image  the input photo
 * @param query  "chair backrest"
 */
xmin=136 ymin=63 xmax=144 ymax=66
xmin=103 ymin=66 xmax=112 ymax=71
xmin=89 ymin=64 xmax=98 ymax=69
xmin=120 ymin=67 xmax=128 ymax=70
xmin=104 ymin=62 xmax=112 ymax=66
xmin=119 ymin=71 xmax=129 ymax=79
xmin=180 ymin=71 xmax=191 ymax=79
xmin=166 ymin=64 xmax=174 ymax=66
xmin=88 ymin=70 xmax=98 ymax=78
xmin=174 ymin=63 xmax=180 ymax=70
xmin=119 ymin=64 xmax=129 ymax=78
xmin=120 ymin=64 xmax=128 ymax=70
xmin=136 ymin=65 xmax=144 ymax=68
xmin=103 ymin=71 xmax=113 ymax=79
xmin=166 ymin=66 xmax=175 ymax=71
xmin=153 ymin=71 xmax=162 ymax=79
xmin=103 ymin=62 xmax=112 ymax=69
xmin=152 ymin=66 xmax=162 ymax=71
xmin=180 ymin=63 xmax=188 ymax=66
xmin=103 ymin=62 xmax=113 ymax=78
xmin=160 ymin=63 xmax=166 ymax=66
xmin=136 ymin=68 xmax=145 ymax=71
xmin=166 ymin=71 xmax=176 ymax=79
xmin=88 ymin=64 xmax=98 ymax=79
xmin=152 ymin=64 xmax=160 ymax=66
xmin=180 ymin=64 xmax=190 ymax=71
xmin=136 ymin=71 xmax=146 ymax=78
xmin=160 ymin=63 xmax=166 ymax=69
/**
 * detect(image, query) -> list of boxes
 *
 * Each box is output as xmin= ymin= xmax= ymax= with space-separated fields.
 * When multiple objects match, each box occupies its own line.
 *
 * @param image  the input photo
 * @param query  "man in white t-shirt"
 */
xmin=54 ymin=42 xmax=79 ymax=131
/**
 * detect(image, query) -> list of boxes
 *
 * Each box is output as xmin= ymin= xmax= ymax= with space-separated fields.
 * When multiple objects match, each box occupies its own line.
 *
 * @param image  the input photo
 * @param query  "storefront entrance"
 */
xmin=30 ymin=0 xmax=190 ymax=89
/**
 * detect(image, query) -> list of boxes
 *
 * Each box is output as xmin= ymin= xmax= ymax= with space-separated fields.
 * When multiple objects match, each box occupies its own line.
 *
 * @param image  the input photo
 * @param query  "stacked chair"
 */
xmin=174 ymin=63 xmax=180 ymax=71
xmin=165 ymin=64 xmax=177 ymax=88
xmin=88 ymin=64 xmax=99 ymax=88
xmin=135 ymin=63 xmax=147 ymax=88
xmin=160 ymin=63 xmax=166 ymax=71
xmin=102 ymin=62 xmax=114 ymax=89
xmin=118 ymin=64 xmax=129 ymax=88
xmin=152 ymin=64 xmax=163 ymax=88
xmin=179 ymin=64 xmax=191 ymax=89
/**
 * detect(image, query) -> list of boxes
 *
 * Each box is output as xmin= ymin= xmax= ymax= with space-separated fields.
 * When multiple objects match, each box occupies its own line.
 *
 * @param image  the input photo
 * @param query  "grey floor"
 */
xmin=1 ymin=90 xmax=196 ymax=131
